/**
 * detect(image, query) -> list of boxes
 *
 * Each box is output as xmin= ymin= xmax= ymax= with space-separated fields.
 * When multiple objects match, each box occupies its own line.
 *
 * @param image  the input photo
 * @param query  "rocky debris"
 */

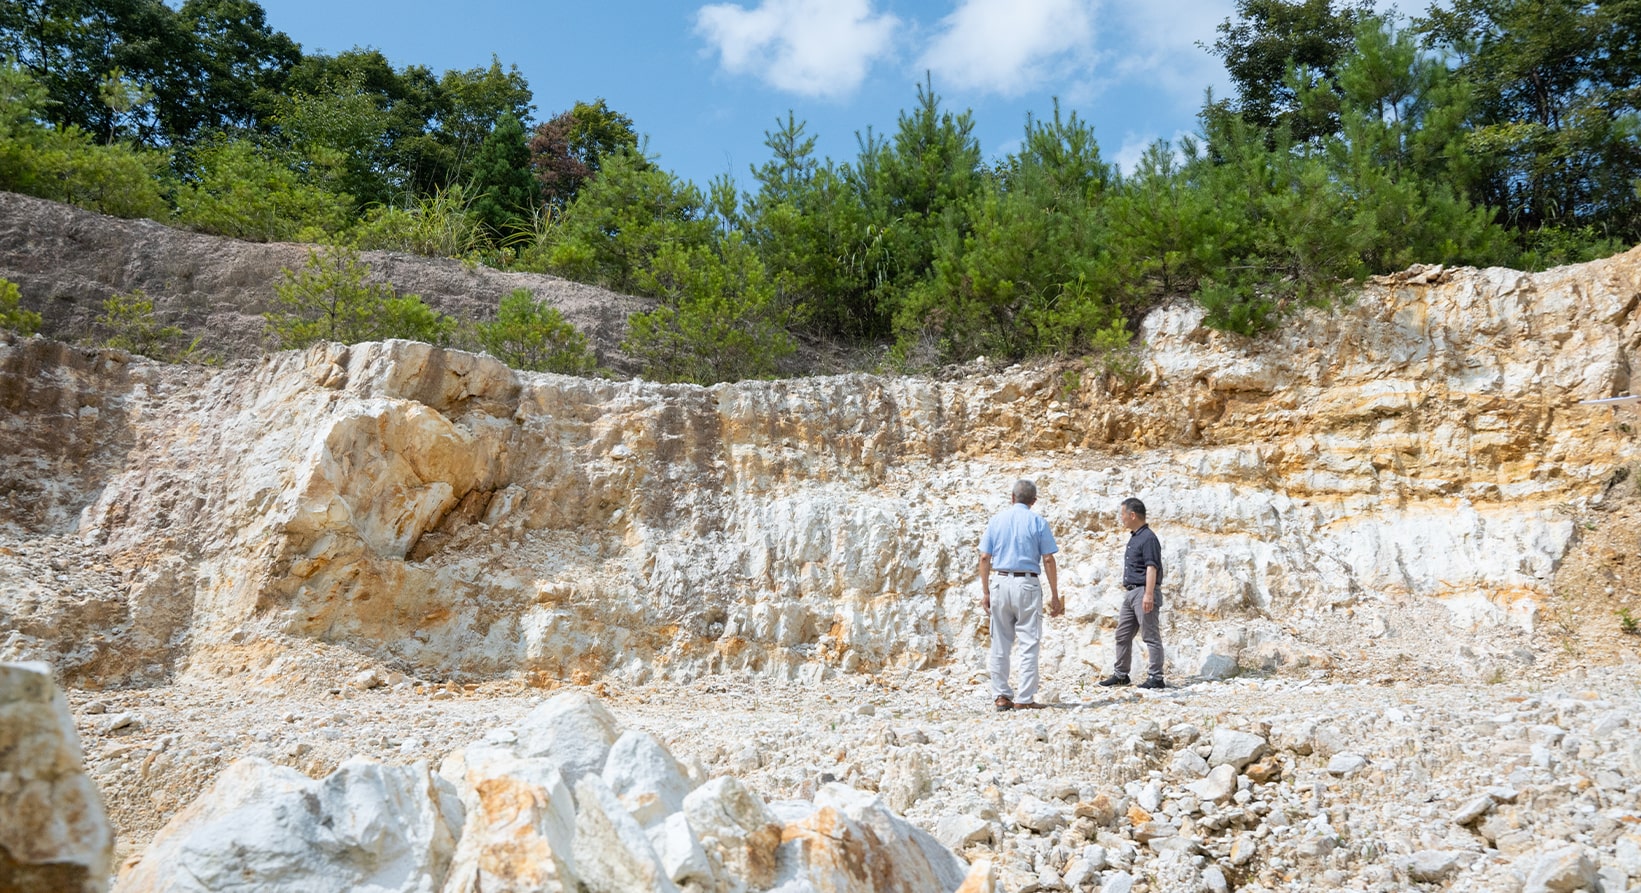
xmin=113 ymin=690 xmax=975 ymax=893
xmin=0 ymin=662 xmax=112 ymax=893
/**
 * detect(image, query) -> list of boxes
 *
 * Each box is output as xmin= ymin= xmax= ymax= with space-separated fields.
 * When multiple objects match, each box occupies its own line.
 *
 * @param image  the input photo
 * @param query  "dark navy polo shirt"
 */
xmin=1123 ymin=523 xmax=1163 ymax=588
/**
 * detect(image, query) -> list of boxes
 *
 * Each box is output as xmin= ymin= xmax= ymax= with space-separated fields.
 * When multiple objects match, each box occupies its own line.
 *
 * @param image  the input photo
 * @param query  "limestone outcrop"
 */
xmin=3 ymin=249 xmax=1640 ymax=692
xmin=0 ymin=661 xmax=113 ymax=893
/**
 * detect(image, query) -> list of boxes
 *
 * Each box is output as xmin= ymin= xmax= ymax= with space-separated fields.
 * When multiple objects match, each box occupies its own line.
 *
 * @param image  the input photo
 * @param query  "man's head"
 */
xmin=1120 ymin=497 xmax=1146 ymax=530
xmin=1011 ymin=479 xmax=1038 ymax=506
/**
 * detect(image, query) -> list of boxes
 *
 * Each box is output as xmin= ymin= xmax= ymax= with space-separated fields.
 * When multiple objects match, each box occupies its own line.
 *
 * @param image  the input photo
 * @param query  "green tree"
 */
xmin=1206 ymin=0 xmax=1377 ymax=141
xmin=266 ymin=244 xmax=454 ymax=348
xmin=270 ymin=68 xmax=395 ymax=208
xmin=847 ymin=76 xmax=985 ymax=331
xmin=535 ymin=151 xmax=714 ymax=293
xmin=174 ymin=136 xmax=352 ymax=241
xmin=742 ymin=113 xmax=872 ymax=337
xmin=624 ymin=233 xmax=793 ymax=384
xmin=468 ymin=113 xmax=538 ymax=238
xmin=425 ymin=56 xmax=533 ymax=191
xmin=1417 ymin=0 xmax=1641 ymax=246
xmin=474 ymin=288 xmax=597 ymax=374
xmin=91 ymin=288 xmax=203 ymax=360
xmin=0 ymin=278 xmax=42 ymax=335
xmin=897 ymin=103 xmax=1122 ymax=362
xmin=0 ymin=60 xmax=169 ymax=218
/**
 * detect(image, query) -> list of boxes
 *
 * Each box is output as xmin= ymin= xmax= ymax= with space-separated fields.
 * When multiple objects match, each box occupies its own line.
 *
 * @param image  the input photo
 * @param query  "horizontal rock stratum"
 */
xmin=3 ymin=248 xmax=1640 ymax=692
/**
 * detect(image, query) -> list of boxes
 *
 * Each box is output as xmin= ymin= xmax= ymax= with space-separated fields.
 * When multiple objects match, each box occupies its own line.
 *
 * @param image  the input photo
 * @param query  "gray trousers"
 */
xmin=1114 ymin=585 xmax=1164 ymax=679
xmin=989 ymin=575 xmax=1043 ymax=703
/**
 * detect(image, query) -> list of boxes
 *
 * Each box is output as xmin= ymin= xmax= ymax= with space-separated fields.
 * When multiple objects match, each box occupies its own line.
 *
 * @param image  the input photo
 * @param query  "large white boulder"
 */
xmin=438 ymin=750 xmax=578 ymax=893
xmin=514 ymin=692 xmax=620 ymax=785
xmin=114 ymin=757 xmax=462 ymax=893
xmin=603 ymin=729 xmax=694 ymax=827
xmin=0 ymin=662 xmax=113 ymax=893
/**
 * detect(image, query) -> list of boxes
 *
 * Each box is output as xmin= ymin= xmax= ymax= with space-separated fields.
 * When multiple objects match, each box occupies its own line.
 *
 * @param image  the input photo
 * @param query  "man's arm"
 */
xmin=978 ymin=553 xmax=992 ymax=611
xmin=1043 ymin=553 xmax=1062 ymax=617
xmin=1143 ymin=565 xmax=1157 ymax=613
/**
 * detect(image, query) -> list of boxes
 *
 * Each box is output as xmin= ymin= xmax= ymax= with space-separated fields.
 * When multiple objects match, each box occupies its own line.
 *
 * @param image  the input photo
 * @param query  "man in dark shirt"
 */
xmin=1099 ymin=497 xmax=1166 ymax=689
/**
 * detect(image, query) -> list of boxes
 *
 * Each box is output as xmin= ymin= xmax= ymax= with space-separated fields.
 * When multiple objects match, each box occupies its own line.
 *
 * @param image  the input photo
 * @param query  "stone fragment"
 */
xmin=1103 ymin=869 xmax=1135 ymax=893
xmin=780 ymin=785 xmax=967 ymax=893
xmin=115 ymin=757 xmax=461 ymax=893
xmin=1615 ymin=832 xmax=1641 ymax=878
xmin=571 ymin=774 xmax=676 ymax=893
xmin=934 ymin=813 xmax=994 ymax=850
xmin=1202 ymin=864 xmax=1229 ymax=893
xmin=1208 ymin=728 xmax=1268 ymax=771
xmin=1062 ymin=858 xmax=1096 ymax=888
xmin=1326 ymin=753 xmax=1369 ymax=776
xmin=1014 ymin=794 xmax=1069 ymax=833
xmin=1170 ymin=748 xmax=1210 ymax=779
xmin=1452 ymin=794 xmax=1495 ymax=826
xmin=514 ymin=692 xmax=620 ymax=785
xmin=1245 ymin=758 xmax=1282 ymax=784
xmin=602 ymin=730 xmax=693 ymax=827
xmin=1074 ymin=794 xmax=1116 ymax=826
xmin=955 ymin=858 xmax=1000 ymax=893
xmin=0 ymin=662 xmax=113 ymax=893
xmin=646 ymin=812 xmax=713 ymax=888
xmin=1406 ymin=850 xmax=1463 ymax=884
xmin=1187 ymin=764 xmax=1238 ymax=804
xmin=1229 ymin=835 xmax=1257 ymax=867
xmin=440 ymin=764 xmax=579 ymax=893
xmin=1520 ymin=845 xmax=1597 ymax=893
xmin=682 ymin=776 xmax=783 ymax=890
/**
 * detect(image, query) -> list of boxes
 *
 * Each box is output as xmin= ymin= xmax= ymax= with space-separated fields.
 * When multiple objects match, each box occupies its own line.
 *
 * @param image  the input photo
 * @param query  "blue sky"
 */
xmin=250 ymin=0 xmax=1338 ymax=188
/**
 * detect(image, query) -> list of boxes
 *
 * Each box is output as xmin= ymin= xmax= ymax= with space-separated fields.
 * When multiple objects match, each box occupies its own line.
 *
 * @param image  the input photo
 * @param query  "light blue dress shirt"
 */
xmin=979 ymin=503 xmax=1058 ymax=573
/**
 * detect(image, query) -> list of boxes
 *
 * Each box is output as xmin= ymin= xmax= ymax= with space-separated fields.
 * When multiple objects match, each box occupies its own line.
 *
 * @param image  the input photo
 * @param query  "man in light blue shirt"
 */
xmin=978 ymin=479 xmax=1062 ymax=711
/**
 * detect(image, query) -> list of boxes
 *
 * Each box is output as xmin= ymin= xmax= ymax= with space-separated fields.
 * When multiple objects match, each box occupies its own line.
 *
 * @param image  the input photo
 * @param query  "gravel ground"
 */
xmin=67 ymin=635 xmax=1641 ymax=891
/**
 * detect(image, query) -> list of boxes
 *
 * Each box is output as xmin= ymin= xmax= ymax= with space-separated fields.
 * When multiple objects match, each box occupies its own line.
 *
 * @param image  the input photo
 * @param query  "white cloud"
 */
xmin=1100 ymin=0 xmax=1235 ymax=110
xmin=918 ymin=0 xmax=1096 ymax=96
xmin=694 ymin=0 xmax=900 ymax=99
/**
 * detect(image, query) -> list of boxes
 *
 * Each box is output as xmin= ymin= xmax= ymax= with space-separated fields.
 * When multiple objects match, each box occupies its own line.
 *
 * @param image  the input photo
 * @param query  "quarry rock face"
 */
xmin=0 ymin=661 xmax=113 ymax=893
xmin=5 ymin=249 xmax=1640 ymax=690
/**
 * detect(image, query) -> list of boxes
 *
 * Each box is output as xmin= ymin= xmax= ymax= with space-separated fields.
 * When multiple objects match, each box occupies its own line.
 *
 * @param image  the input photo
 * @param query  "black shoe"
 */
xmin=1097 ymin=674 xmax=1130 ymax=687
xmin=1138 ymin=677 xmax=1167 ymax=690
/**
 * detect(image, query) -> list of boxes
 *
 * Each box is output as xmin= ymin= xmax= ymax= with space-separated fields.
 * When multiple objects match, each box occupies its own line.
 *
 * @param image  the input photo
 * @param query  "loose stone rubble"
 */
xmin=112 ymin=690 xmax=978 ymax=893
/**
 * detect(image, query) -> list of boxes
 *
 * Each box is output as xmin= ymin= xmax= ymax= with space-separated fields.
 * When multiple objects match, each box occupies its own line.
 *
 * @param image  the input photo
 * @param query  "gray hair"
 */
xmin=1012 ymin=479 xmax=1038 ymax=505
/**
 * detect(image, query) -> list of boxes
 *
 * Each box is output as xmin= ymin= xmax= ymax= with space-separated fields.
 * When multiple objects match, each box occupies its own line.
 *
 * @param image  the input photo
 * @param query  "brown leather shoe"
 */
xmin=994 ymin=695 xmax=1014 ymax=712
xmin=1012 ymin=701 xmax=1046 ymax=709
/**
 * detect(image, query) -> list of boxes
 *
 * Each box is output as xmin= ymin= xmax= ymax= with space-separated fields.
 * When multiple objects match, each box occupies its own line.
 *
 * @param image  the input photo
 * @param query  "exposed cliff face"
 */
xmin=5 ymin=248 xmax=1639 ymax=693
xmin=0 ymin=191 xmax=650 ymax=367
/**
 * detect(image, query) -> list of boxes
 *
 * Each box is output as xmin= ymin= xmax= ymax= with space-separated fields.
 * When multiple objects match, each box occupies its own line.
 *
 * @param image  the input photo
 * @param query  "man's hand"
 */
xmin=1048 ymin=593 xmax=1064 ymax=617
xmin=978 ymin=552 xmax=992 ymax=612
xmin=1143 ymin=565 xmax=1157 ymax=613
xmin=1142 ymin=593 xmax=1154 ymax=613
